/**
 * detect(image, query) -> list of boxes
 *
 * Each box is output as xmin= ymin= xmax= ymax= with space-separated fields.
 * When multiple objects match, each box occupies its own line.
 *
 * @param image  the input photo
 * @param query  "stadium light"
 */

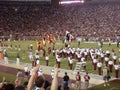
xmin=59 ymin=0 xmax=84 ymax=4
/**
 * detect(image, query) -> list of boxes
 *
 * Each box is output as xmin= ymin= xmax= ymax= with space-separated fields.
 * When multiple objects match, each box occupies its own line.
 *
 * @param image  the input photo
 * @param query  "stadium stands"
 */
xmin=0 ymin=0 xmax=120 ymax=41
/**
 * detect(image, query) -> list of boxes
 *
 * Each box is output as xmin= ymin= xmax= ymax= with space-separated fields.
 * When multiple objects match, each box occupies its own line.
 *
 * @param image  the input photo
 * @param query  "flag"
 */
xmin=42 ymin=37 xmax=46 ymax=47
xmin=36 ymin=40 xmax=40 ymax=51
xmin=47 ymin=34 xmax=50 ymax=44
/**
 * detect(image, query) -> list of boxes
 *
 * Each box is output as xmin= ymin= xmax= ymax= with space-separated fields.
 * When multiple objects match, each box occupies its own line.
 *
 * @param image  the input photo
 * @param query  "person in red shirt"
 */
xmin=75 ymin=72 xmax=81 ymax=90
xmin=84 ymin=72 xmax=90 ymax=90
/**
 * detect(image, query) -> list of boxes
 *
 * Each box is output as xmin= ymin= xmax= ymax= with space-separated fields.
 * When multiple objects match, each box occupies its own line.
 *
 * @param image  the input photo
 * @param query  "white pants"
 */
xmin=16 ymin=58 xmax=20 ymax=65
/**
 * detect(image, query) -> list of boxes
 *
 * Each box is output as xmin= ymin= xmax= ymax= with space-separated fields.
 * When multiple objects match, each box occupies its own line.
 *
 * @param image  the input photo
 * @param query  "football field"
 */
xmin=1 ymin=40 xmax=120 ymax=77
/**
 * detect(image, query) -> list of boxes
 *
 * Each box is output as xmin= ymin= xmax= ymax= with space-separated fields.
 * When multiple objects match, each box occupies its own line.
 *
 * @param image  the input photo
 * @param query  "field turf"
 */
xmin=1 ymin=40 xmax=120 ymax=77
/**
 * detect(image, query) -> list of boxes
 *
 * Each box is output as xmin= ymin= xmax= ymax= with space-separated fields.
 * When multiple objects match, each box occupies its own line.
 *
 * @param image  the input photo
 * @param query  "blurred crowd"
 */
xmin=0 ymin=1 xmax=120 ymax=40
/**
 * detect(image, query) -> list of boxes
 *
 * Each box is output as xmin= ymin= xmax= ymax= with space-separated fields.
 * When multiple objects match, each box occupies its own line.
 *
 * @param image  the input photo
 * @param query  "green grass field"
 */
xmin=1 ymin=40 xmax=120 ymax=77
xmin=89 ymin=79 xmax=120 ymax=90
xmin=0 ymin=72 xmax=16 ymax=83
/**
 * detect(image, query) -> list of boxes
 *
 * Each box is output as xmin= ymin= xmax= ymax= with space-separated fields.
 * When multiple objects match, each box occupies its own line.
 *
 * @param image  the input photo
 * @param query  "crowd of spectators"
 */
xmin=0 ymin=1 xmax=120 ymax=90
xmin=0 ymin=1 xmax=120 ymax=41
xmin=0 ymin=65 xmax=59 ymax=90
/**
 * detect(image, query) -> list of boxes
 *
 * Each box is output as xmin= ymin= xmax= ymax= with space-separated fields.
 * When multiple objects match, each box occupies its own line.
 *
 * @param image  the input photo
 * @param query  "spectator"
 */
xmin=27 ymin=65 xmax=59 ymax=90
xmin=15 ymin=85 xmax=25 ymax=90
xmin=4 ymin=83 xmax=15 ymax=90
xmin=63 ymin=72 xmax=69 ymax=90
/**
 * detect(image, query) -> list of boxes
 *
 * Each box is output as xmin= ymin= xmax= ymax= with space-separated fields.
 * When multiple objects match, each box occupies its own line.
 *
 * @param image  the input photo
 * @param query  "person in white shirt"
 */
xmin=104 ymin=57 xmax=109 ymax=66
xmin=71 ymin=49 xmax=75 ymax=58
xmin=97 ymin=61 xmax=102 ymax=75
xmin=69 ymin=56 xmax=73 ymax=70
xmin=106 ymin=50 xmax=110 ymax=57
xmin=16 ymin=53 xmax=20 ymax=65
xmin=108 ymin=59 xmax=113 ymax=73
xmin=93 ymin=58 xmax=98 ymax=70
xmin=4 ymin=51 xmax=8 ymax=64
xmin=52 ymin=50 xmax=55 ymax=56
xmin=77 ymin=54 xmax=81 ymax=62
xmin=36 ymin=59 xmax=40 ymax=66
xmin=84 ymin=51 xmax=88 ymax=61
xmin=114 ymin=63 xmax=119 ymax=78
xmin=24 ymin=65 xmax=29 ymax=76
xmin=57 ymin=55 xmax=61 ymax=68
xmin=38 ymin=68 xmax=43 ymax=76
xmin=35 ymin=52 xmax=40 ymax=61
xmin=81 ymin=57 xmax=85 ymax=62
xmin=81 ymin=60 xmax=87 ymax=72
xmin=45 ymin=55 xmax=49 ymax=66
xmin=51 ymin=69 xmax=54 ymax=79
xmin=112 ymin=54 xmax=117 ymax=64
xmin=100 ymin=53 xmax=104 ymax=63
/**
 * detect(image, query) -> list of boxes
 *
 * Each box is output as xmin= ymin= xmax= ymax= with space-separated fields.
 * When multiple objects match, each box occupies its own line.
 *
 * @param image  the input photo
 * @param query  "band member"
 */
xmin=55 ymin=50 xmax=59 ymax=64
xmin=57 ymin=55 xmax=61 ymax=68
xmin=45 ymin=55 xmax=49 ymax=66
xmin=36 ymin=59 xmax=40 ymax=67
xmin=108 ymin=59 xmax=113 ymax=73
xmin=16 ymin=53 xmax=20 ymax=65
xmin=114 ymin=63 xmax=119 ymax=78
xmin=34 ymin=51 xmax=40 ymax=60
xmin=81 ymin=60 xmax=87 ymax=71
xmin=112 ymin=54 xmax=117 ymax=64
xmin=100 ymin=53 xmax=104 ymax=63
xmin=69 ymin=56 xmax=73 ymax=70
xmin=97 ymin=60 xmax=102 ymax=75
xmin=84 ymin=51 xmax=88 ymax=61
xmin=38 ymin=68 xmax=43 ymax=76
xmin=52 ymin=49 xmax=55 ymax=56
xmin=48 ymin=46 xmax=51 ymax=55
xmin=28 ymin=49 xmax=34 ymax=61
xmin=4 ymin=51 xmax=8 ymax=64
xmin=77 ymin=53 xmax=81 ymax=62
xmin=104 ymin=56 xmax=109 ymax=66
xmin=93 ymin=57 xmax=98 ymax=70
xmin=119 ymin=57 xmax=120 ymax=64
xmin=105 ymin=49 xmax=110 ymax=57
xmin=42 ymin=48 xmax=46 ymax=57
xmin=81 ymin=56 xmax=85 ymax=62
xmin=24 ymin=65 xmax=29 ymax=77
xmin=111 ymin=48 xmax=115 ymax=56
xmin=30 ymin=44 xmax=33 ymax=50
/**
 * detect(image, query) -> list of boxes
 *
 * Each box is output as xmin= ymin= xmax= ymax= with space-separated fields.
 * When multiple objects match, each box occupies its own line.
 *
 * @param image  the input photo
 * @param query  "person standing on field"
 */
xmin=84 ymin=72 xmax=90 ymax=90
xmin=75 ymin=72 xmax=81 ymax=90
